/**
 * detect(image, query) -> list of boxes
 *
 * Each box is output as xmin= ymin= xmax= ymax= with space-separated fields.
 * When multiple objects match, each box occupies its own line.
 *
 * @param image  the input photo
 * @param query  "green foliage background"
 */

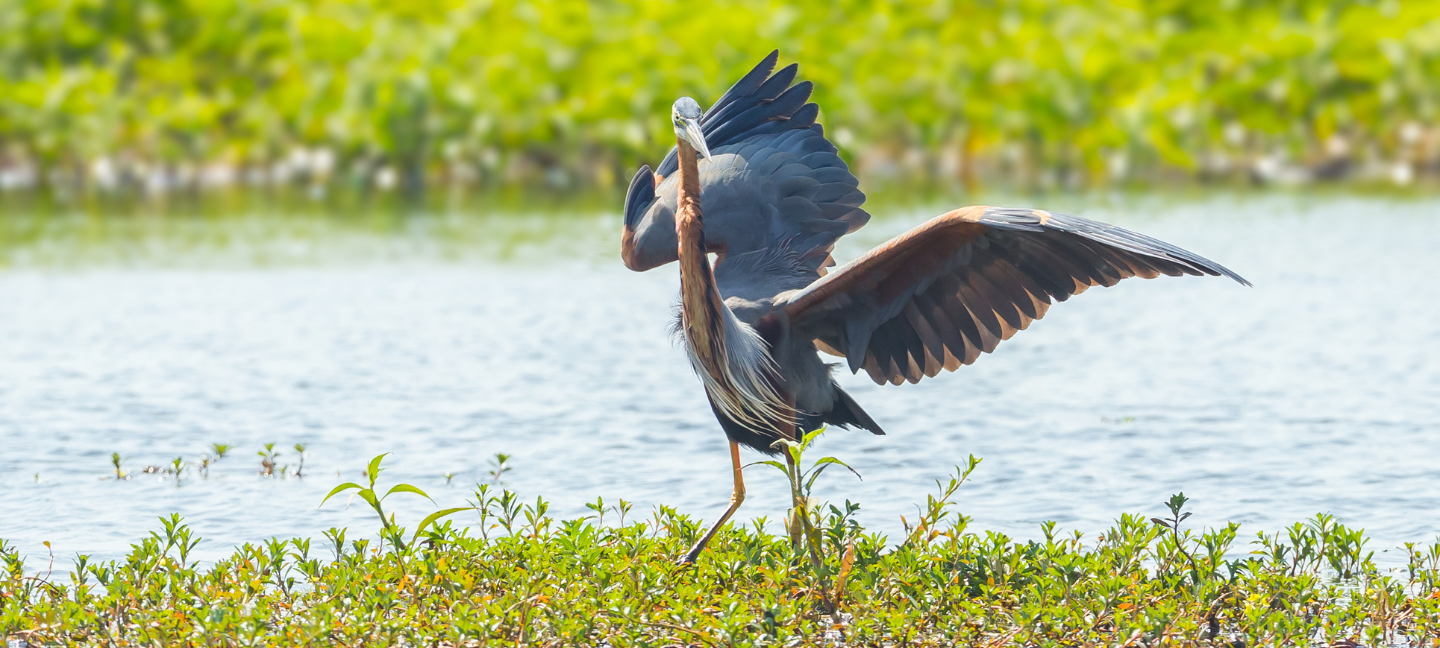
xmin=2 ymin=0 xmax=1439 ymax=190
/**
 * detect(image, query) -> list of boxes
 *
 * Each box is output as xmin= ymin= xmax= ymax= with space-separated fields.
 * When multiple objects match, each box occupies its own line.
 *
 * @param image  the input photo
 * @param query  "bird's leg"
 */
xmin=680 ymin=440 xmax=746 ymax=565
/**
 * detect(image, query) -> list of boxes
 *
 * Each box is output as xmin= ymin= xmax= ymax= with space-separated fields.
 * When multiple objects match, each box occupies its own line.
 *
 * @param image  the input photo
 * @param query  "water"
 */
xmin=2 ymin=194 xmax=1438 ymax=569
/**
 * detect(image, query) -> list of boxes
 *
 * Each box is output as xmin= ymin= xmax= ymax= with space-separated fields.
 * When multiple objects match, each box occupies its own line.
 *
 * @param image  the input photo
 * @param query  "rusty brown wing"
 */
xmin=776 ymin=206 xmax=1249 ymax=385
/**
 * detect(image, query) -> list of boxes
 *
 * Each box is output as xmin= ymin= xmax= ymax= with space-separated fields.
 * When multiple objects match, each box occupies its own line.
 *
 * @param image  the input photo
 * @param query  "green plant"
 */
xmin=165 ymin=457 xmax=185 ymax=482
xmin=753 ymin=427 xmax=863 ymax=622
xmin=258 ymin=443 xmax=279 ymax=476
xmin=5 ymin=0 xmax=1440 ymax=198
xmin=110 ymin=452 xmax=125 ymax=480
xmin=293 ymin=444 xmax=307 ymax=477
xmin=7 ymin=480 xmax=1438 ymax=645
xmin=899 ymin=456 xmax=983 ymax=549
xmin=198 ymin=443 xmax=230 ymax=477
xmin=487 ymin=453 xmax=512 ymax=484
xmin=320 ymin=453 xmax=472 ymax=552
xmin=757 ymin=428 xmax=858 ymax=547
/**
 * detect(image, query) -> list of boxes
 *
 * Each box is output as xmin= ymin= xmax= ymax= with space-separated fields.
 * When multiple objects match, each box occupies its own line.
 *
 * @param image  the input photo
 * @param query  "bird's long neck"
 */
xmin=675 ymin=138 xmax=728 ymax=375
xmin=673 ymin=137 xmax=793 ymax=438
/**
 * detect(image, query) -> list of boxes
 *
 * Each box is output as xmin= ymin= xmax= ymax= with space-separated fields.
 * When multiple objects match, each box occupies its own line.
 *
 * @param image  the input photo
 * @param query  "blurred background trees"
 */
xmin=1 ymin=0 xmax=1438 ymax=200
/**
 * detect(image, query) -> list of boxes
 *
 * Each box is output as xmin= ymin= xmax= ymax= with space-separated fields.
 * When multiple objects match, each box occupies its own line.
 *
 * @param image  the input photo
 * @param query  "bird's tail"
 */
xmin=824 ymin=384 xmax=885 ymax=436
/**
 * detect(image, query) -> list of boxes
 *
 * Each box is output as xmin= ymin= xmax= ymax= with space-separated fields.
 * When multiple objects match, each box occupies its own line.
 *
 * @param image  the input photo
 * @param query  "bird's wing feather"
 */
xmin=777 ymin=206 xmax=1249 ymax=385
xmin=622 ymin=51 xmax=868 ymax=273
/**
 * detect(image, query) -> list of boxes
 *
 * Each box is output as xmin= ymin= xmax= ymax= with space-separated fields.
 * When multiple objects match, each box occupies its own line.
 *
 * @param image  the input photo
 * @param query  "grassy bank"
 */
xmin=4 ymin=451 xmax=1440 ymax=646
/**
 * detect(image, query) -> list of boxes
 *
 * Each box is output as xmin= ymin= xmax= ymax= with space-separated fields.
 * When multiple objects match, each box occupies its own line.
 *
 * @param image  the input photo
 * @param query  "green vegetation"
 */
xmin=3 ymin=0 xmax=1439 ymax=197
xmin=5 ymin=450 xmax=1440 ymax=646
xmin=319 ymin=452 xmax=473 ymax=552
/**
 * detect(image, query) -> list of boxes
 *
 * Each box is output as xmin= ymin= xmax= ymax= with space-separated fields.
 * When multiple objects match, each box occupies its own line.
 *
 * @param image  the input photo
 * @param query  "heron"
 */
xmin=622 ymin=51 xmax=1248 ymax=564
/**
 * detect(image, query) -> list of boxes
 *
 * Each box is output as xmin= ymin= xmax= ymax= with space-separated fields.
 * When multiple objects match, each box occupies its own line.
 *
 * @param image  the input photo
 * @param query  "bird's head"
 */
xmin=671 ymin=97 xmax=711 ymax=160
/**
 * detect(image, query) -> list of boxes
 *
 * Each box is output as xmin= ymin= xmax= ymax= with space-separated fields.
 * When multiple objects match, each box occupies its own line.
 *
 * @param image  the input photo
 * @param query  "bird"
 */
xmin=621 ymin=51 xmax=1249 ymax=564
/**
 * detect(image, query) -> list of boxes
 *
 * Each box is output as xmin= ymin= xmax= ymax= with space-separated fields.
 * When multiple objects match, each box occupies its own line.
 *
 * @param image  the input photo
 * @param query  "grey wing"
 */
xmin=777 ymin=206 xmax=1249 ymax=385
xmin=621 ymin=51 xmax=869 ymax=274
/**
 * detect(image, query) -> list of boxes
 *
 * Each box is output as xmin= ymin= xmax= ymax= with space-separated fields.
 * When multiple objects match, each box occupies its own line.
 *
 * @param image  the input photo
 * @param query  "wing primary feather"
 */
xmin=997 ymin=243 xmax=1081 ymax=301
xmin=844 ymin=318 xmax=874 ymax=374
xmin=1072 ymin=238 xmax=1151 ymax=279
xmin=623 ymin=164 xmax=654 ymax=229
xmin=964 ymin=247 xmax=1029 ymax=331
xmin=982 ymin=256 xmax=1049 ymax=321
xmin=931 ymin=273 xmax=986 ymax=362
xmin=707 ymin=81 xmax=815 ymax=145
xmin=952 ymin=272 xmax=1007 ymax=345
xmin=788 ymin=103 xmax=820 ymax=128
xmin=1013 ymin=237 xmax=1096 ymax=296
xmin=912 ymin=290 xmax=967 ymax=371
xmin=1048 ymin=212 xmax=1249 ymax=285
xmin=752 ymin=63 xmax=800 ymax=102
xmin=893 ymin=315 xmax=927 ymax=383
xmin=703 ymin=50 xmax=779 ymax=125
xmin=865 ymin=323 xmax=905 ymax=384
xmin=1050 ymin=235 xmax=1130 ymax=287
xmin=902 ymin=301 xmax=947 ymax=377
xmin=862 ymin=355 xmax=887 ymax=385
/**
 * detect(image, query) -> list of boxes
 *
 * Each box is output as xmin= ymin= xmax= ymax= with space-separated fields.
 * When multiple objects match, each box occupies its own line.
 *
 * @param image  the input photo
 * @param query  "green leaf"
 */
xmin=804 ymin=464 xmax=831 ymax=492
xmin=365 ymin=453 xmax=390 ymax=484
xmin=815 ymin=456 xmax=862 ymax=479
xmin=319 ymin=482 xmax=364 ymax=507
xmin=383 ymin=483 xmax=434 ymax=503
xmin=803 ymin=456 xmax=862 ymax=492
xmin=355 ymin=488 xmax=380 ymax=511
xmin=749 ymin=460 xmax=790 ymax=476
xmin=411 ymin=507 xmax=473 ymax=543
xmin=768 ymin=439 xmax=798 ymax=454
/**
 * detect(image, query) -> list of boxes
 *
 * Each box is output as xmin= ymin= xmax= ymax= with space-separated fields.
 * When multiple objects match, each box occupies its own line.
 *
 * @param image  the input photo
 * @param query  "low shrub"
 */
xmin=5 ymin=454 xmax=1439 ymax=646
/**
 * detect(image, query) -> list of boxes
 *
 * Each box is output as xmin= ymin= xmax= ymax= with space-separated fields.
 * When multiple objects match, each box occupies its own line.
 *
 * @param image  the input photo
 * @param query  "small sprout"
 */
xmin=199 ymin=443 xmax=230 ymax=477
xmin=258 ymin=443 xmax=280 ymax=476
xmin=293 ymin=443 xmax=307 ymax=477
xmin=166 ymin=457 xmax=185 ymax=481
xmin=585 ymin=496 xmax=606 ymax=525
xmin=443 ymin=472 xmax=456 ymax=486
xmin=320 ymin=453 xmax=473 ymax=552
xmin=487 ymin=453 xmax=512 ymax=484
xmin=111 ymin=453 xmax=126 ymax=480
xmin=612 ymin=498 xmax=633 ymax=527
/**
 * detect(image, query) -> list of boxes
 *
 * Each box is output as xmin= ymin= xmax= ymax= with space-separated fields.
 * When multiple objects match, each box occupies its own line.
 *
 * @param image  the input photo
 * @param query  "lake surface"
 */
xmin=2 ymin=193 xmax=1438 ymax=568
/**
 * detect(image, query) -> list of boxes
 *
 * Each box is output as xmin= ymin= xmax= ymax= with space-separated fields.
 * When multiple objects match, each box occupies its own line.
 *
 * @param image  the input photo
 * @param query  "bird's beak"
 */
xmin=679 ymin=117 xmax=711 ymax=160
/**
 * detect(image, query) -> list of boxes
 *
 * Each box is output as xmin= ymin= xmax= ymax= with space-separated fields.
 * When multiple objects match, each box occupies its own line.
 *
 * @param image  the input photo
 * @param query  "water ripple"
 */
xmin=2 ymin=195 xmax=1438 ymax=567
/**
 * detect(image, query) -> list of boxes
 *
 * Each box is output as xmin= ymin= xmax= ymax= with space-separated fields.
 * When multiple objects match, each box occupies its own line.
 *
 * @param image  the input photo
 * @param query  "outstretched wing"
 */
xmin=622 ymin=51 xmax=868 ymax=273
xmin=776 ymin=206 xmax=1249 ymax=385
